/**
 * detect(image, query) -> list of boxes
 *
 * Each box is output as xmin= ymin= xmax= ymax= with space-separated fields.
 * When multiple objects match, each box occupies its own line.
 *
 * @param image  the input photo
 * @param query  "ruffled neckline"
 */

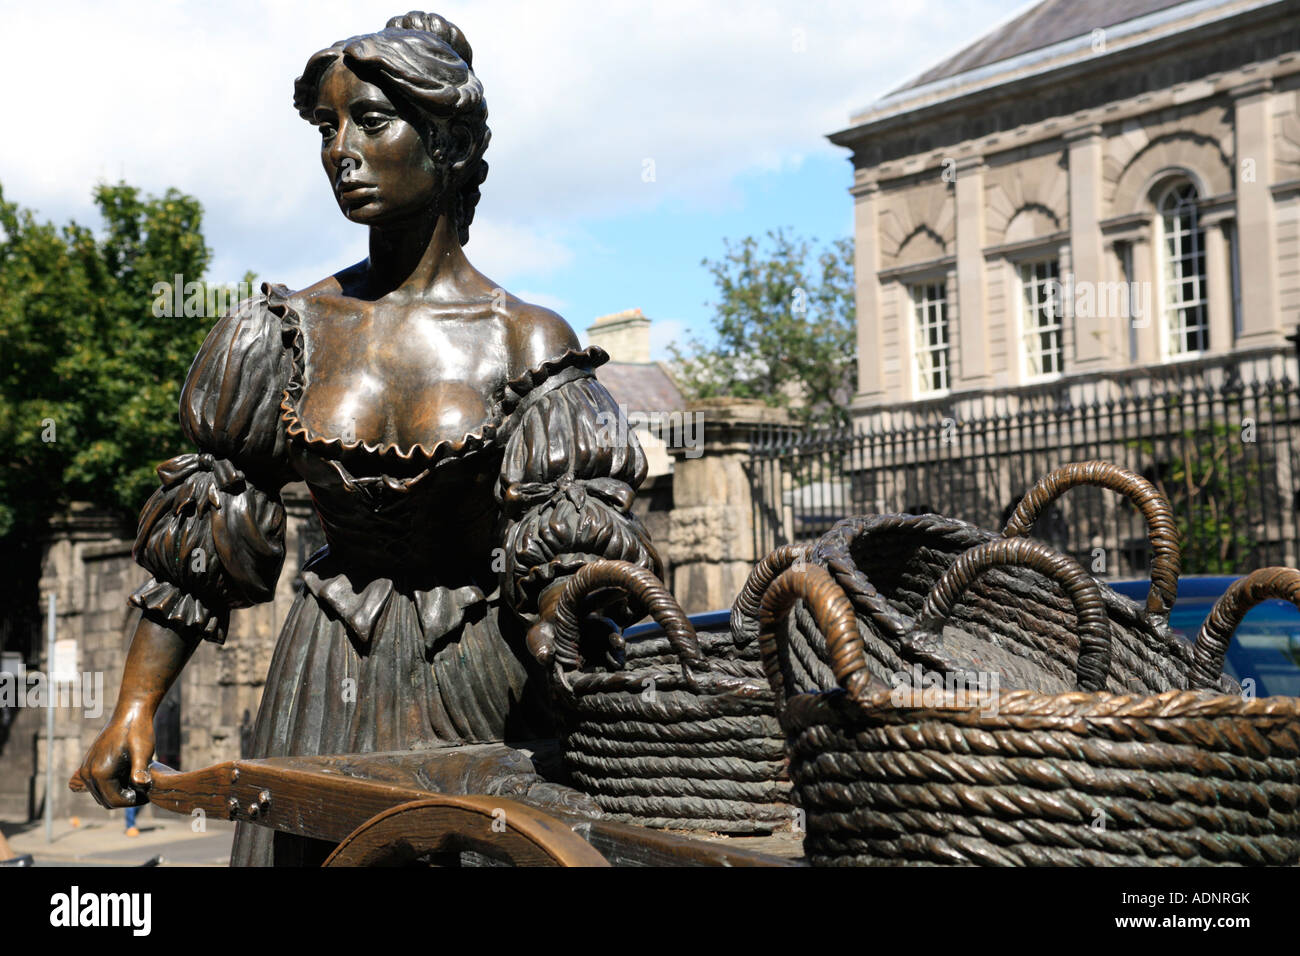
xmin=262 ymin=282 xmax=608 ymax=467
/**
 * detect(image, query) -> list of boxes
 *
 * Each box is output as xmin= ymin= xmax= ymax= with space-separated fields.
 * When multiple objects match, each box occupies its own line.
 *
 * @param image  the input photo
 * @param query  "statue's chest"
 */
xmin=294 ymin=302 xmax=510 ymax=450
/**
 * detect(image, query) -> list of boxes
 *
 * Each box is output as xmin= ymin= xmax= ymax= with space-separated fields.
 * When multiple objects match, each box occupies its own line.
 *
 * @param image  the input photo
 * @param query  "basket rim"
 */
xmin=784 ymin=684 xmax=1300 ymax=721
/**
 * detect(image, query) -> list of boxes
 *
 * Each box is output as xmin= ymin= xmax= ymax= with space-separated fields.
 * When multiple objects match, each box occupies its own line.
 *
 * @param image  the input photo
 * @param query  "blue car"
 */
xmin=625 ymin=579 xmax=1300 ymax=699
xmin=1109 ymin=576 xmax=1300 ymax=699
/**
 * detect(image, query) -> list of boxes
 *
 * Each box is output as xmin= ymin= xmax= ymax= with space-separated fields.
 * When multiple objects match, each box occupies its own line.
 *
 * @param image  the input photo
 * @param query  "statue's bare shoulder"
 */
xmin=502 ymin=297 xmax=582 ymax=378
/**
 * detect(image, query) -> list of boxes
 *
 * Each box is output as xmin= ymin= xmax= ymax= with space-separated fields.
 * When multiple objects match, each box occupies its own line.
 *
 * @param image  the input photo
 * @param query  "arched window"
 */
xmin=1157 ymin=181 xmax=1208 ymax=357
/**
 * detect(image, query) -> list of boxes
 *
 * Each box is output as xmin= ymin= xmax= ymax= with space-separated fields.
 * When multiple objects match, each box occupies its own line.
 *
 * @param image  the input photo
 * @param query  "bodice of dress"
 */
xmin=127 ymin=282 xmax=661 ymax=649
xmin=270 ymin=284 xmax=506 ymax=583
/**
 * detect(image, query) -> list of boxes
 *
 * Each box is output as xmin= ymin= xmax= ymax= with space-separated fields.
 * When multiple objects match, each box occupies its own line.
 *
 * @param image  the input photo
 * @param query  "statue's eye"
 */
xmin=318 ymin=123 xmax=336 ymax=140
xmin=360 ymin=113 xmax=390 ymax=132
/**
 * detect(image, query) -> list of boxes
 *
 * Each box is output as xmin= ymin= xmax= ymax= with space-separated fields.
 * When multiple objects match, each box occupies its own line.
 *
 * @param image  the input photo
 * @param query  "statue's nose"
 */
xmin=328 ymin=123 xmax=362 ymax=175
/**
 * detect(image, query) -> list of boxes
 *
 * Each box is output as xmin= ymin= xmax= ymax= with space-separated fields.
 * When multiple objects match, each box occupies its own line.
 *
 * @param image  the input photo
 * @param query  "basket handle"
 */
xmin=730 ymin=545 xmax=808 ymax=648
xmin=1189 ymin=567 xmax=1300 ymax=690
xmin=756 ymin=564 xmax=880 ymax=704
xmin=548 ymin=559 xmax=705 ymax=674
xmin=1002 ymin=460 xmax=1180 ymax=622
xmin=916 ymin=537 xmax=1113 ymax=693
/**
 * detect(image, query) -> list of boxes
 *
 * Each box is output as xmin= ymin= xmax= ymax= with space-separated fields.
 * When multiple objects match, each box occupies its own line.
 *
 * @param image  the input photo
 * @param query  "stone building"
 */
xmin=768 ymin=0 xmax=1300 ymax=575
xmin=830 ymin=0 xmax=1300 ymax=421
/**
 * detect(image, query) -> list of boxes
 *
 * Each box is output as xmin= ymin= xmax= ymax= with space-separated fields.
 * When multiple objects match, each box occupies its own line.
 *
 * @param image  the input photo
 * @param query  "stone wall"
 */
xmin=7 ymin=490 xmax=320 ymax=822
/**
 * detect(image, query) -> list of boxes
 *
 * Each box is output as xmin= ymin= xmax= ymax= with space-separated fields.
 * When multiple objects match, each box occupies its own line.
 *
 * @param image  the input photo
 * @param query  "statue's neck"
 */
xmin=366 ymin=208 xmax=470 ymax=300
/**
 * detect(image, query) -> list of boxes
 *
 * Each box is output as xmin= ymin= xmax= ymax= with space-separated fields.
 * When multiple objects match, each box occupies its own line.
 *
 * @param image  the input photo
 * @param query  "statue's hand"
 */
xmin=69 ymin=703 xmax=156 ymax=809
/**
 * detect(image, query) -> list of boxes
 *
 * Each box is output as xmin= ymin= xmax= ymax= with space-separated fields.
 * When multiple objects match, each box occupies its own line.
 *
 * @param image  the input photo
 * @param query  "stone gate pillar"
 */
xmin=667 ymin=399 xmax=792 ymax=614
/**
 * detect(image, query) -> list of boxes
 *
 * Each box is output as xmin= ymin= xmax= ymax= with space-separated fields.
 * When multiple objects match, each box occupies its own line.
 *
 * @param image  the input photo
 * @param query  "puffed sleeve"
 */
xmin=127 ymin=290 xmax=296 ymax=644
xmin=497 ymin=347 xmax=663 ymax=625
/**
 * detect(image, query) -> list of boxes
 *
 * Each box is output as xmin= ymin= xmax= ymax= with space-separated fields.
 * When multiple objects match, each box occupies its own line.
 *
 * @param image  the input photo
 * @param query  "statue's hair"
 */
xmin=293 ymin=11 xmax=490 ymax=244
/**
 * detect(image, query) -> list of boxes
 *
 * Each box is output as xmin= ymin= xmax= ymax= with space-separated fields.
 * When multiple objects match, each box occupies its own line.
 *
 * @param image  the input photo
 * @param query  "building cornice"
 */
xmin=854 ymin=51 xmax=1298 ymax=187
xmin=877 ymin=254 xmax=956 ymax=283
xmin=831 ymin=3 xmax=1300 ymax=183
xmin=834 ymin=0 xmax=1290 ymax=139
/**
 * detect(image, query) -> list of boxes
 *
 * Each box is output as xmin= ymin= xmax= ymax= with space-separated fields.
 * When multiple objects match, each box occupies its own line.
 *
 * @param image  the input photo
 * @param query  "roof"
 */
xmin=596 ymin=362 xmax=685 ymax=416
xmin=891 ymin=0 xmax=1192 ymax=93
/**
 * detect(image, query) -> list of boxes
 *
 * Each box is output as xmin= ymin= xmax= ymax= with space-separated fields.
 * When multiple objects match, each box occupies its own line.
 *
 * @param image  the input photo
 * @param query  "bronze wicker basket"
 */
xmin=760 ymin=548 xmax=1300 ymax=867
xmin=746 ymin=460 xmax=1237 ymax=697
xmin=542 ymin=560 xmax=792 ymax=834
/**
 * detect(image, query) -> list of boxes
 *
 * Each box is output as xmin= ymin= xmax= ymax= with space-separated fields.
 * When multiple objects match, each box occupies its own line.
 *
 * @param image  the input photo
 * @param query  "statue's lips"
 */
xmin=337 ymin=184 xmax=378 ymax=207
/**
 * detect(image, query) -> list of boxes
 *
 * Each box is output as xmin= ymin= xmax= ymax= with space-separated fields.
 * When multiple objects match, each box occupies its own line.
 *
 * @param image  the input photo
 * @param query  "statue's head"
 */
xmin=293 ymin=11 xmax=489 ymax=243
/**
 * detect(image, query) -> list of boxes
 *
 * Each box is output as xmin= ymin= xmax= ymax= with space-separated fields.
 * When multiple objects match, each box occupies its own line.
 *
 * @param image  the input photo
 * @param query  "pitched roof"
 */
xmin=891 ymin=0 xmax=1193 ymax=93
xmin=597 ymin=362 xmax=686 ymax=417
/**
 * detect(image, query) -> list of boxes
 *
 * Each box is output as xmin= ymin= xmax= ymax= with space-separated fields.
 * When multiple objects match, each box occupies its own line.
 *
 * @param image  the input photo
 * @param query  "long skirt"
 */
xmin=229 ymin=579 xmax=553 ymax=867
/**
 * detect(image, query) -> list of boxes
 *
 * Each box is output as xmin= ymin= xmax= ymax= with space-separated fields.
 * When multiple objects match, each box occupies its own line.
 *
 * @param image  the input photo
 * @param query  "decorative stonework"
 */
xmin=667 ymin=400 xmax=792 ymax=614
xmin=984 ymin=149 xmax=1070 ymax=246
xmin=1104 ymin=103 xmax=1234 ymax=214
xmin=878 ymin=179 xmax=955 ymax=266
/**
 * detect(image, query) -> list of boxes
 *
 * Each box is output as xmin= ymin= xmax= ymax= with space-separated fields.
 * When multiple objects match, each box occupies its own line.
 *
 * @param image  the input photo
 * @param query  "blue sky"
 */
xmin=513 ymin=152 xmax=858 ymax=357
xmin=0 ymin=0 xmax=1033 ymax=357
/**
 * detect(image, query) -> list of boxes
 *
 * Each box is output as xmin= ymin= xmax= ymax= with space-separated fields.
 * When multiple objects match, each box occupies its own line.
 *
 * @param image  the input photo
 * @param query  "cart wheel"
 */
xmin=322 ymin=795 xmax=610 ymax=867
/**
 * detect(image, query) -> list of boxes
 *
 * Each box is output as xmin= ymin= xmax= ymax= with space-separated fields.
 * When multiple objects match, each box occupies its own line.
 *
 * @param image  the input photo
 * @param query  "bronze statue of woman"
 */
xmin=72 ymin=11 xmax=660 ymax=866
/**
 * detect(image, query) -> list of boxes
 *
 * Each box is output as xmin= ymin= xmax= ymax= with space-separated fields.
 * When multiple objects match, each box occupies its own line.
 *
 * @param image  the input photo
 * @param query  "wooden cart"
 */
xmin=146 ymin=742 xmax=802 ymax=867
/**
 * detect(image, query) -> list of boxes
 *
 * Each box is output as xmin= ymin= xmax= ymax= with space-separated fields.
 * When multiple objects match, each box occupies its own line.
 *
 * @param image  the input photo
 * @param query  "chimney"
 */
xmin=587 ymin=308 xmax=651 ymax=364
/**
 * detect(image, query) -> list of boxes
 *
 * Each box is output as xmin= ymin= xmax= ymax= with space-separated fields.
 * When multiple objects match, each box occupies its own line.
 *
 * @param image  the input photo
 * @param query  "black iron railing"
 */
xmin=750 ymin=371 xmax=1300 ymax=578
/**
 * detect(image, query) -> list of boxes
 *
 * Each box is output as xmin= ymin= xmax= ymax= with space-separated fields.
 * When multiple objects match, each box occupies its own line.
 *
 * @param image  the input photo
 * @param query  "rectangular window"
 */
xmin=1018 ymin=259 xmax=1062 ymax=379
xmin=911 ymin=281 xmax=949 ymax=396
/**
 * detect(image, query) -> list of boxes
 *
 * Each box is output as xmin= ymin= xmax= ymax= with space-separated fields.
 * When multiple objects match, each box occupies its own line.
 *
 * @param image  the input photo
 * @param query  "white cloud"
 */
xmin=512 ymin=288 xmax=570 ymax=313
xmin=463 ymin=218 xmax=578 ymax=282
xmin=648 ymin=317 xmax=688 ymax=362
xmin=0 ymin=0 xmax=1020 ymax=286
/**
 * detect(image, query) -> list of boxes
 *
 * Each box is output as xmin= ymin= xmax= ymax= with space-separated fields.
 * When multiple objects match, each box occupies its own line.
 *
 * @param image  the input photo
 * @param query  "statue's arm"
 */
xmin=72 ymin=293 xmax=294 ymax=808
xmin=70 ymin=617 xmax=198 ymax=807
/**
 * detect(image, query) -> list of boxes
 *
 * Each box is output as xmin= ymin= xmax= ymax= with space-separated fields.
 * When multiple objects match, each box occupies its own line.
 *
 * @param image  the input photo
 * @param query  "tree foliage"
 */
xmin=0 ymin=181 xmax=226 ymax=540
xmin=669 ymin=229 xmax=856 ymax=425
xmin=1133 ymin=416 xmax=1260 ymax=575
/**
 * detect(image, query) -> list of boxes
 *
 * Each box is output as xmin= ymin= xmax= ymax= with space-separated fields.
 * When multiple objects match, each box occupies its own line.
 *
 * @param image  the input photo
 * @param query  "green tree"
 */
xmin=1133 ymin=416 xmax=1259 ymax=574
xmin=0 ymin=180 xmax=240 ymax=652
xmin=669 ymin=229 xmax=856 ymax=426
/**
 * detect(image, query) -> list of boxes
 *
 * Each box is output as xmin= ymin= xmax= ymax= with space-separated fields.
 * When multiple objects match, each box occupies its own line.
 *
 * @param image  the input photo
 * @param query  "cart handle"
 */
xmin=1002 ymin=460 xmax=1180 ymax=623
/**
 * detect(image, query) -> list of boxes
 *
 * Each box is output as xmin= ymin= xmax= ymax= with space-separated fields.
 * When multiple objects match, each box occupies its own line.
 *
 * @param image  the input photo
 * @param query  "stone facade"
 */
xmin=831 ymin=0 xmax=1300 ymax=414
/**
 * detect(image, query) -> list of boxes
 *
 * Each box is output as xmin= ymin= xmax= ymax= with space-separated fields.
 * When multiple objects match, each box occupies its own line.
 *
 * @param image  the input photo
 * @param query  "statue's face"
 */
xmin=312 ymin=59 xmax=441 ymax=227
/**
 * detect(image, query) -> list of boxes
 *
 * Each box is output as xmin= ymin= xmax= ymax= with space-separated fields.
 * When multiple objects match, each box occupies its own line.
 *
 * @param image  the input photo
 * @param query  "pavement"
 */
xmin=1 ymin=808 xmax=234 ymax=867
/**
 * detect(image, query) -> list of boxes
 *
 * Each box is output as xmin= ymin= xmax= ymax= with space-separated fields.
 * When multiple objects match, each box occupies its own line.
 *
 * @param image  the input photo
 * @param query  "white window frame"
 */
xmin=1156 ymin=181 xmax=1209 ymax=360
xmin=909 ymin=280 xmax=950 ymax=398
xmin=1016 ymin=257 xmax=1063 ymax=383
